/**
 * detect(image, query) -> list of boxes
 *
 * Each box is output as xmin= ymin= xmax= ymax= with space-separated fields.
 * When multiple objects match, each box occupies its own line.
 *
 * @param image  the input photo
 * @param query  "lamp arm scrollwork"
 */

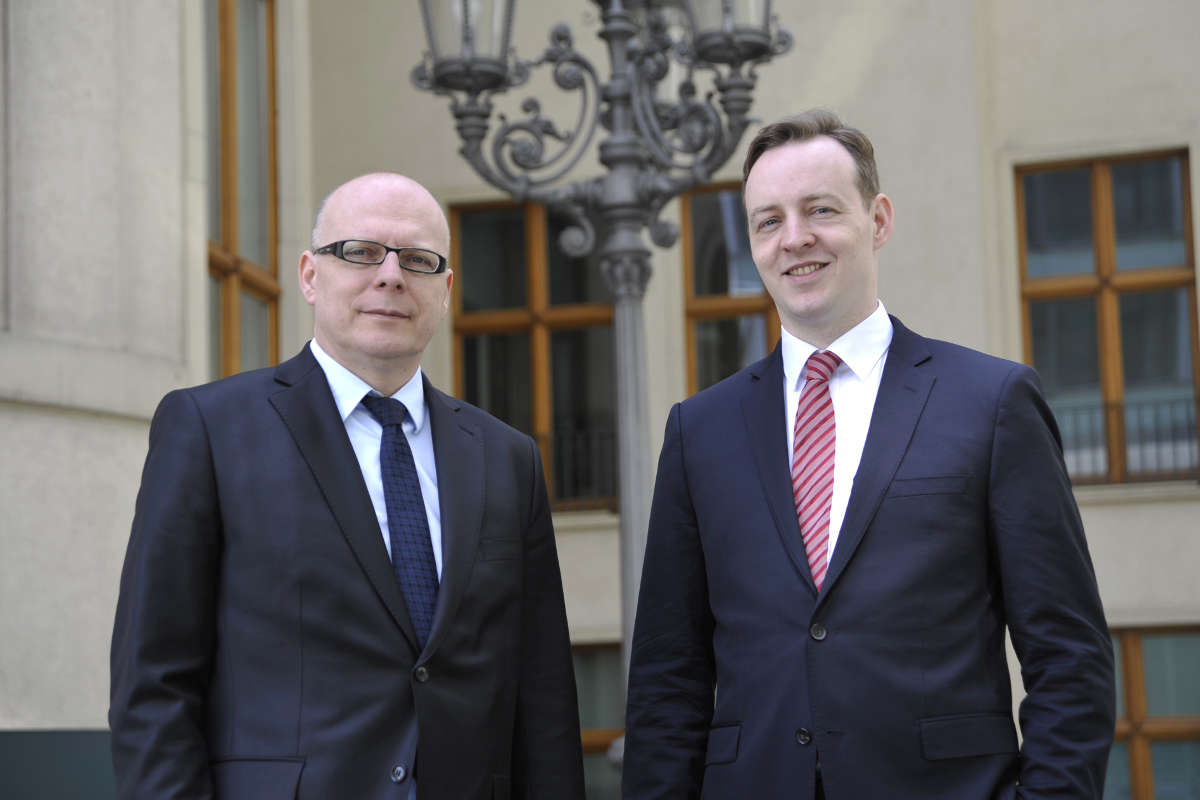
xmin=482 ymin=25 xmax=602 ymax=191
xmin=539 ymin=179 xmax=602 ymax=258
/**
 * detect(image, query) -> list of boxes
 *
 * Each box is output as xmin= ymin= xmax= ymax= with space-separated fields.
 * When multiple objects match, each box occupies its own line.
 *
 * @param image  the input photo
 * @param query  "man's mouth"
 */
xmin=362 ymin=309 xmax=409 ymax=319
xmin=784 ymin=262 xmax=828 ymax=277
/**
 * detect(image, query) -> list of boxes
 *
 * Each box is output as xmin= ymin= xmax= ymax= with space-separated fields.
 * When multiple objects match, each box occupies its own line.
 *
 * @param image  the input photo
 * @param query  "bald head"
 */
xmin=311 ymin=172 xmax=450 ymax=254
xmin=299 ymin=172 xmax=454 ymax=395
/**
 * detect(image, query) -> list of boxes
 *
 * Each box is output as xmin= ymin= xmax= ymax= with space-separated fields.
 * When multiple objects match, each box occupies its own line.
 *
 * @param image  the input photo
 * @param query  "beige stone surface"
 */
xmin=0 ymin=402 xmax=147 ymax=727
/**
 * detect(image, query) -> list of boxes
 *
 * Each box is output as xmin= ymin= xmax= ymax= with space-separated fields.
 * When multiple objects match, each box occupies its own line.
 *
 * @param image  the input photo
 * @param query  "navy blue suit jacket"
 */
xmin=624 ymin=317 xmax=1115 ymax=799
xmin=110 ymin=345 xmax=584 ymax=800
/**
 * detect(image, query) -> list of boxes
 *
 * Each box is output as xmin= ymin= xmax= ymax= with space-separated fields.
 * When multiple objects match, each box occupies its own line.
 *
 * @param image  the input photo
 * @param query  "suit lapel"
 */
xmin=422 ymin=381 xmax=484 ymax=657
xmin=742 ymin=347 xmax=818 ymax=593
xmin=268 ymin=346 xmax=421 ymax=652
xmin=821 ymin=318 xmax=934 ymax=599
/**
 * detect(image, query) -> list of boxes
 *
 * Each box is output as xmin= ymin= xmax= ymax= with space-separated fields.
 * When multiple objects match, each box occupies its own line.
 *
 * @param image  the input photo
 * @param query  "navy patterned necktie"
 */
xmin=360 ymin=394 xmax=439 ymax=649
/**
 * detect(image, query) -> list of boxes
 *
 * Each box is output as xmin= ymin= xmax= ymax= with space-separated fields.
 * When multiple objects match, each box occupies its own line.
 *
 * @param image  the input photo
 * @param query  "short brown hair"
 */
xmin=741 ymin=109 xmax=880 ymax=206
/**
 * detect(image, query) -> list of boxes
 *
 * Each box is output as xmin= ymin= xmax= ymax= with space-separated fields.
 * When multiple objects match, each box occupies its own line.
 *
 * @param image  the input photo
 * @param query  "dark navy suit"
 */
xmin=110 ymin=345 xmax=584 ymax=799
xmin=624 ymin=317 xmax=1115 ymax=799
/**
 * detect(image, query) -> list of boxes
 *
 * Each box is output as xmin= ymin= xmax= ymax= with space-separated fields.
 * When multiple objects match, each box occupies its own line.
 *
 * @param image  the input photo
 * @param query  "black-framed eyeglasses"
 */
xmin=314 ymin=240 xmax=448 ymax=274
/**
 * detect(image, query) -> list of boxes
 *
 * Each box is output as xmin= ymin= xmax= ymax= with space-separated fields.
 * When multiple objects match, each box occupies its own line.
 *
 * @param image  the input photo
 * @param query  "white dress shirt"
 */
xmin=309 ymin=339 xmax=444 ymax=580
xmin=781 ymin=302 xmax=893 ymax=568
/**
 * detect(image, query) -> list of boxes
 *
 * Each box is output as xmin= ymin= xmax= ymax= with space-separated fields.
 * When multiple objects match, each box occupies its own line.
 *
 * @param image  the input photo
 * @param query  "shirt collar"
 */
xmin=781 ymin=301 xmax=894 ymax=390
xmin=308 ymin=338 xmax=428 ymax=433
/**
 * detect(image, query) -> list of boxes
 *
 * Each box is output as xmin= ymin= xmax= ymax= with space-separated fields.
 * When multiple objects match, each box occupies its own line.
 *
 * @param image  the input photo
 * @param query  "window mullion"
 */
xmin=527 ymin=204 xmax=554 ymax=496
xmin=1123 ymin=633 xmax=1155 ymax=799
xmin=218 ymin=0 xmax=238 ymax=253
xmin=221 ymin=272 xmax=241 ymax=377
xmin=1092 ymin=162 xmax=1127 ymax=482
xmin=681 ymin=192 xmax=700 ymax=395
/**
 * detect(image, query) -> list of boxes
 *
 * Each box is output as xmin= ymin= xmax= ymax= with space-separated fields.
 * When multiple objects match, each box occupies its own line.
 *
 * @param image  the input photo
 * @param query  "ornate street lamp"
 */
xmin=413 ymin=0 xmax=791 ymax=679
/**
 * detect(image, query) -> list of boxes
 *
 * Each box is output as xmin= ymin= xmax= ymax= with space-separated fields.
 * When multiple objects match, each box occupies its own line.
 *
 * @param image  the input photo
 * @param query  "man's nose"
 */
xmin=375 ymin=251 xmax=407 ymax=286
xmin=782 ymin=218 xmax=816 ymax=250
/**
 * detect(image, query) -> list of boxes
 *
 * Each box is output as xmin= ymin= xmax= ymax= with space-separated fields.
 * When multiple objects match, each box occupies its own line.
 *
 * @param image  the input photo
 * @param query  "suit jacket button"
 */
xmin=809 ymin=623 xmax=827 ymax=641
xmin=390 ymin=764 xmax=408 ymax=783
xmin=414 ymin=665 xmax=430 ymax=682
xmin=795 ymin=728 xmax=812 ymax=745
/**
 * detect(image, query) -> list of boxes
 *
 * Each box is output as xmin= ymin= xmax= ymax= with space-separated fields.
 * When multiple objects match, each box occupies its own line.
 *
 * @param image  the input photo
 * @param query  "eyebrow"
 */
xmin=747 ymin=192 xmax=843 ymax=219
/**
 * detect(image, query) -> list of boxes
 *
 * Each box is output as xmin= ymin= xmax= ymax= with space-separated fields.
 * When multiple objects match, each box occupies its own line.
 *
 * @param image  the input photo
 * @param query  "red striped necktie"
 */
xmin=791 ymin=350 xmax=841 ymax=590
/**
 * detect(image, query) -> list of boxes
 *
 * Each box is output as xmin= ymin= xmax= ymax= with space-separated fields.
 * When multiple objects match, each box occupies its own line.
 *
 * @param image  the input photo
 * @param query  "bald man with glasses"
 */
xmin=110 ymin=173 xmax=585 ymax=800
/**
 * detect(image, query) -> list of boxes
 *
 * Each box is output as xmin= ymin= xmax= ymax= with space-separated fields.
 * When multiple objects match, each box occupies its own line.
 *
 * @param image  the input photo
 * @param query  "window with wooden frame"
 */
xmin=206 ymin=0 xmax=280 ymax=379
xmin=573 ymin=643 xmax=623 ymax=799
xmin=1108 ymin=627 xmax=1200 ymax=798
xmin=450 ymin=202 xmax=616 ymax=509
xmin=1016 ymin=152 xmax=1199 ymax=484
xmin=681 ymin=183 xmax=779 ymax=396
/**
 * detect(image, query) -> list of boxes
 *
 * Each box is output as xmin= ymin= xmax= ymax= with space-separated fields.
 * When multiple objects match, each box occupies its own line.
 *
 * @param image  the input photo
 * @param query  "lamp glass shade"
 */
xmin=419 ymin=0 xmax=515 ymax=92
xmin=688 ymin=0 xmax=770 ymax=33
xmin=421 ymin=0 xmax=513 ymax=62
xmin=685 ymin=0 xmax=772 ymax=64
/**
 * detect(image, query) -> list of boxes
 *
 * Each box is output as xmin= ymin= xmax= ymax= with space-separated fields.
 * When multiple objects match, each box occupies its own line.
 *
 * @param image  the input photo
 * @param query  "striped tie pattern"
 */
xmin=792 ymin=351 xmax=841 ymax=590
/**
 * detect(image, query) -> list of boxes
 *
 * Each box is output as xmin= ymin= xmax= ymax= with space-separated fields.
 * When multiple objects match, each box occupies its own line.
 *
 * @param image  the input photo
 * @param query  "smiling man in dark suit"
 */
xmin=110 ymin=172 xmax=585 ymax=800
xmin=623 ymin=110 xmax=1115 ymax=799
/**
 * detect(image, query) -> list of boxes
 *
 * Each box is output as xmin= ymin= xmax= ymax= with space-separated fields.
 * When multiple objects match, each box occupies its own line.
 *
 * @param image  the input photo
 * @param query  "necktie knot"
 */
xmin=361 ymin=394 xmax=409 ymax=429
xmin=805 ymin=351 xmax=841 ymax=384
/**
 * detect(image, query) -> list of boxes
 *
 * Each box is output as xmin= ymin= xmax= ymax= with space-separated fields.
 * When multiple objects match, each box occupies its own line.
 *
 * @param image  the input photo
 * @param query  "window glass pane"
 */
xmin=1031 ymin=297 xmax=1106 ymax=477
xmin=1023 ymin=168 xmax=1095 ymax=278
xmin=1113 ymin=636 xmax=1125 ymax=720
xmin=459 ymin=207 xmax=527 ymax=311
xmin=548 ymin=208 xmax=607 ymax=305
xmin=463 ymin=333 xmax=531 ymax=434
xmin=1120 ymin=290 xmax=1199 ymax=476
xmin=210 ymin=274 xmax=222 ymax=379
xmin=583 ymin=752 xmax=621 ymax=800
xmin=1104 ymin=741 xmax=1131 ymax=800
xmin=551 ymin=327 xmax=616 ymax=501
xmin=1113 ymin=156 xmax=1187 ymax=271
xmin=572 ymin=646 xmax=623 ymax=730
xmin=205 ymin=0 xmax=221 ymax=242
xmin=1142 ymin=632 xmax=1200 ymax=715
xmin=1151 ymin=741 xmax=1200 ymax=800
xmin=695 ymin=316 xmax=767 ymax=392
xmin=239 ymin=291 xmax=270 ymax=372
xmin=690 ymin=189 xmax=762 ymax=297
xmin=236 ymin=0 xmax=270 ymax=267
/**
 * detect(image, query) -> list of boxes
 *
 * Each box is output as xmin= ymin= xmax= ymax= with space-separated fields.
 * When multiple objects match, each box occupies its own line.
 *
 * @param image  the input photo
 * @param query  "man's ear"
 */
xmin=299 ymin=252 xmax=318 ymax=306
xmin=871 ymin=193 xmax=894 ymax=250
xmin=442 ymin=269 xmax=454 ymax=312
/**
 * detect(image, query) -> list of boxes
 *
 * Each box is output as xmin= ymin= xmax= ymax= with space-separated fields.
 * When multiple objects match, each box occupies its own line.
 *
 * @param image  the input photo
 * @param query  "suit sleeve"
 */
xmin=110 ymin=389 xmax=219 ymax=799
xmin=511 ymin=434 xmax=586 ymax=800
xmin=623 ymin=403 xmax=715 ymax=800
xmin=988 ymin=365 xmax=1116 ymax=799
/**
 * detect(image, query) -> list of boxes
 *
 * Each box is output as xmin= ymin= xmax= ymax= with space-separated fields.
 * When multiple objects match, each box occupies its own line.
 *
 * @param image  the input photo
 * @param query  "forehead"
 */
xmin=322 ymin=178 xmax=449 ymax=250
xmin=744 ymin=136 xmax=861 ymax=208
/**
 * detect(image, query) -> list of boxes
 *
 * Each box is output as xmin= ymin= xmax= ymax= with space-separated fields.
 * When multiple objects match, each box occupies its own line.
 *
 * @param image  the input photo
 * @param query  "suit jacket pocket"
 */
xmin=492 ymin=773 xmax=511 ymax=800
xmin=211 ymin=756 xmax=305 ymax=798
xmin=888 ymin=475 xmax=969 ymax=498
xmin=705 ymin=724 xmax=741 ymax=765
xmin=919 ymin=712 xmax=1017 ymax=760
xmin=479 ymin=537 xmax=521 ymax=561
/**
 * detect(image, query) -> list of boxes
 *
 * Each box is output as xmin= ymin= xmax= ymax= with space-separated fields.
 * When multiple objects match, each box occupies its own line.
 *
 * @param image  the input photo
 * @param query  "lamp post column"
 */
xmin=594 ymin=0 xmax=651 ymax=684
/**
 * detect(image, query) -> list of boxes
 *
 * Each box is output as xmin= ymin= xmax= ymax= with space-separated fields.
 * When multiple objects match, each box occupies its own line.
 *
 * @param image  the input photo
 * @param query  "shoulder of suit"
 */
xmin=425 ymin=383 xmax=534 ymax=444
xmin=677 ymin=348 xmax=777 ymax=411
xmin=909 ymin=332 xmax=1027 ymax=376
xmin=172 ymin=362 xmax=282 ymax=406
xmin=889 ymin=316 xmax=1018 ymax=369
